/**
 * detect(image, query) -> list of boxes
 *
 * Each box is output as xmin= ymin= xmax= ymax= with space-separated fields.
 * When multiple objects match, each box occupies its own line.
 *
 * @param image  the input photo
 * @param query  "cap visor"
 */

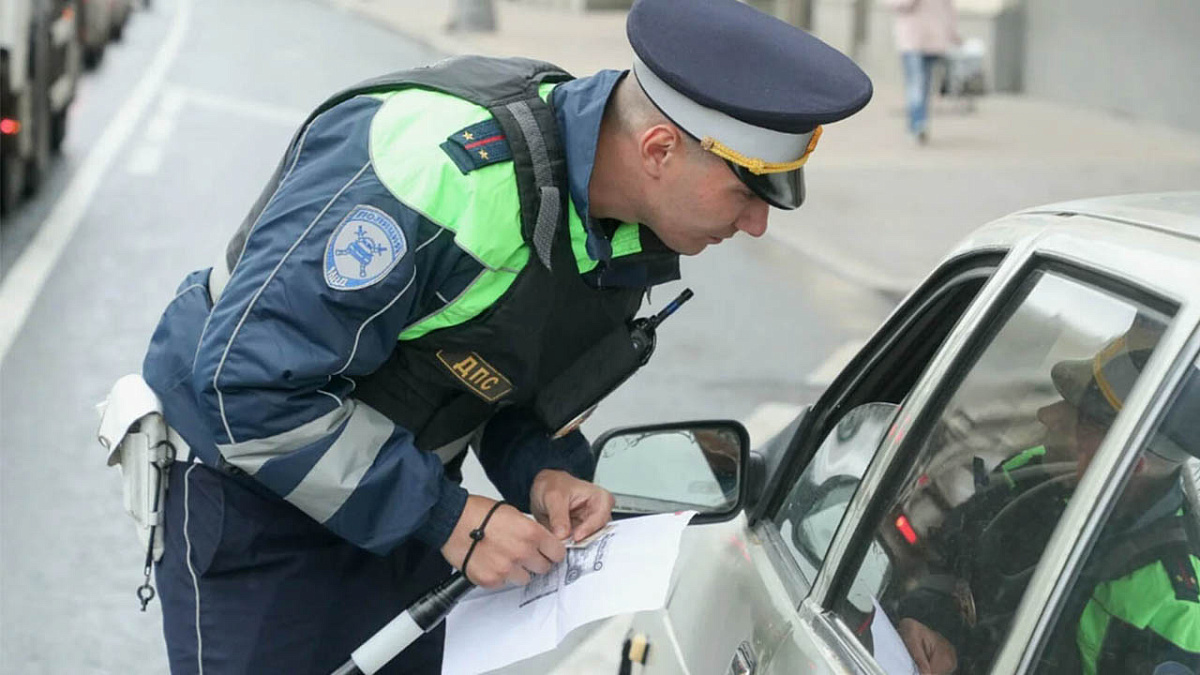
xmin=728 ymin=163 xmax=805 ymax=210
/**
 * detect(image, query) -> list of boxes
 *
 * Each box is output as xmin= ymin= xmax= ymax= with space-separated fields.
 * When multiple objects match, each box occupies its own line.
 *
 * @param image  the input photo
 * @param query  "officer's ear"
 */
xmin=639 ymin=124 xmax=687 ymax=178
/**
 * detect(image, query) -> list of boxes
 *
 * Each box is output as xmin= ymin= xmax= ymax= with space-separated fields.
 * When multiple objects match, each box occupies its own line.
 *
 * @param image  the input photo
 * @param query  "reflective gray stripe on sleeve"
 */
xmin=284 ymin=401 xmax=395 ymax=523
xmin=217 ymin=403 xmax=355 ymax=476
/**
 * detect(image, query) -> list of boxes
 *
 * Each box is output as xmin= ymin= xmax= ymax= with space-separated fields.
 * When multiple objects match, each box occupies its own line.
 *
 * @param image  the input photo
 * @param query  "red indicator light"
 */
xmin=895 ymin=514 xmax=918 ymax=544
xmin=1 ymin=119 xmax=20 ymax=135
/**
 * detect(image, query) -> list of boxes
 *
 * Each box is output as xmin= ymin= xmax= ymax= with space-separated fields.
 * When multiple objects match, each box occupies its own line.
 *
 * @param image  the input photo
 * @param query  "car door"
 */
xmin=790 ymin=216 xmax=1200 ymax=675
xmin=626 ymin=250 xmax=1006 ymax=675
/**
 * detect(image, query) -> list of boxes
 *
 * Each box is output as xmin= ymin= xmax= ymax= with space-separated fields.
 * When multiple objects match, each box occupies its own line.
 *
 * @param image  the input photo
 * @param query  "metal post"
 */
xmin=448 ymin=0 xmax=496 ymax=33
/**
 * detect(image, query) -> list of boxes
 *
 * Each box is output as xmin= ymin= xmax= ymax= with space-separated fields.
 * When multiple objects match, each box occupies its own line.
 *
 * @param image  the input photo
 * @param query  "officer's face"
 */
xmin=641 ymin=132 xmax=771 ymax=255
xmin=1037 ymin=399 xmax=1108 ymax=479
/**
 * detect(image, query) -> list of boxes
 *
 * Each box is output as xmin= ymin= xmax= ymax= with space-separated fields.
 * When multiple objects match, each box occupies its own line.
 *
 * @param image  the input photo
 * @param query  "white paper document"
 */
xmin=869 ymin=597 xmax=919 ymax=675
xmin=442 ymin=510 xmax=696 ymax=675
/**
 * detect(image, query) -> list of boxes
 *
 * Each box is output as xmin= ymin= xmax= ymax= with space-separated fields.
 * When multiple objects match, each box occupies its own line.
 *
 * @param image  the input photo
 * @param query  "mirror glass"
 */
xmin=592 ymin=423 xmax=745 ymax=516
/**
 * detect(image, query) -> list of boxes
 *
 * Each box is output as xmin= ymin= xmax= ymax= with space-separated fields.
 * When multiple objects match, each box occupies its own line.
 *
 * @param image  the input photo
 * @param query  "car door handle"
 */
xmin=726 ymin=641 xmax=757 ymax=675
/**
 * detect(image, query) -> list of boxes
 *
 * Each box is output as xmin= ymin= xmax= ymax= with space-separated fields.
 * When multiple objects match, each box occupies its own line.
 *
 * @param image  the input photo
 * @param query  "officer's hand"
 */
xmin=441 ymin=495 xmax=565 ymax=589
xmin=898 ymin=618 xmax=958 ymax=674
xmin=529 ymin=469 xmax=615 ymax=544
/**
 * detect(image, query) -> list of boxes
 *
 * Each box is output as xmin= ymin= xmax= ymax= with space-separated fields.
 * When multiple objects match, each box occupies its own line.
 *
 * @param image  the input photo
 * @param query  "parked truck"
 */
xmin=1 ymin=0 xmax=81 ymax=215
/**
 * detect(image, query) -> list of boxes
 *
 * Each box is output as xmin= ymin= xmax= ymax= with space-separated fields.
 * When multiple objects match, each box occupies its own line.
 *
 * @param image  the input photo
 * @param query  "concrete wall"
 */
xmin=1022 ymin=0 xmax=1200 ymax=133
xmin=802 ymin=0 xmax=1199 ymax=132
xmin=513 ymin=0 xmax=1200 ymax=133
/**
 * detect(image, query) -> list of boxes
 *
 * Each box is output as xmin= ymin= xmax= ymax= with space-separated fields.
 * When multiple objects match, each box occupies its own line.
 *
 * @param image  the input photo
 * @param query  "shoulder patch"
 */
xmin=436 ymin=350 xmax=514 ymax=402
xmin=440 ymin=118 xmax=512 ymax=174
xmin=324 ymin=205 xmax=408 ymax=291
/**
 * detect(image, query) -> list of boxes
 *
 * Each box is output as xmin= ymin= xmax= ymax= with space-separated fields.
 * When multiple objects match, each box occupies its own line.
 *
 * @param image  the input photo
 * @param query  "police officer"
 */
xmin=140 ymin=0 xmax=873 ymax=672
xmin=898 ymin=336 xmax=1200 ymax=674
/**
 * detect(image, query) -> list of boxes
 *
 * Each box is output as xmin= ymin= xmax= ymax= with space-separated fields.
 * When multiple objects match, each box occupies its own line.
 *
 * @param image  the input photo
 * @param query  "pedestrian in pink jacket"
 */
xmin=885 ymin=0 xmax=960 ymax=144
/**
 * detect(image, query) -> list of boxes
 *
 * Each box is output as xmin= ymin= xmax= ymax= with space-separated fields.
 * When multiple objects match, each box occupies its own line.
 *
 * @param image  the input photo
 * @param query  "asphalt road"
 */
xmin=0 ymin=0 xmax=891 ymax=672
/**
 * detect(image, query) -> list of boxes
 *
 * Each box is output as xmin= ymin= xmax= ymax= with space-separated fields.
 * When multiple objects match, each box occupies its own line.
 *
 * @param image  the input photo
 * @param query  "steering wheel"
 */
xmin=972 ymin=469 xmax=1076 ymax=614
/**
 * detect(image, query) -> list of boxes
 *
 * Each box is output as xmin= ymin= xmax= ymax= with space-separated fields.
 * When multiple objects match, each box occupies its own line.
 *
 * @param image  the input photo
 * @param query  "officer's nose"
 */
xmin=735 ymin=198 xmax=769 ymax=238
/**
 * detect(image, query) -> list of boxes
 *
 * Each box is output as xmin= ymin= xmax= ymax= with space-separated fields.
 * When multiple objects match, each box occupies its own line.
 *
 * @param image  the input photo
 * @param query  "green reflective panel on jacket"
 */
xmin=1075 ymin=554 xmax=1200 ymax=674
xmin=371 ymin=88 xmax=527 ymax=341
xmin=563 ymin=197 xmax=644 ymax=274
xmin=373 ymin=84 xmax=644 ymax=341
xmin=1000 ymin=445 xmax=1046 ymax=488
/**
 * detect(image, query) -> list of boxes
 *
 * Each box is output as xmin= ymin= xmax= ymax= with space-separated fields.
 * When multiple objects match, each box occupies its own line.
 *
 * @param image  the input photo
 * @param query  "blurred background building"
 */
xmin=510 ymin=0 xmax=1200 ymax=134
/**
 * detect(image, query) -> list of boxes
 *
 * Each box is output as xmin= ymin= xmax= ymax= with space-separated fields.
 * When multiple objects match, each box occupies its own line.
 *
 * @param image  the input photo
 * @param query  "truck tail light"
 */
xmin=895 ymin=514 xmax=918 ymax=545
xmin=1 ymin=119 xmax=21 ymax=135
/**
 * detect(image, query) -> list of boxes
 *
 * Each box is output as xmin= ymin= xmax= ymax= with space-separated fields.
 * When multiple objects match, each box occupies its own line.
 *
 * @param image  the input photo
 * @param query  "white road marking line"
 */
xmin=127 ymin=83 xmax=302 ymax=178
xmin=806 ymin=339 xmax=868 ymax=388
xmin=169 ymin=84 xmax=307 ymax=128
xmin=126 ymin=143 xmax=164 ymax=175
xmin=127 ymin=92 xmax=180 ymax=175
xmin=742 ymin=401 xmax=806 ymax=448
xmin=161 ymin=86 xmax=187 ymax=116
xmin=0 ymin=0 xmax=193 ymax=364
xmin=765 ymin=227 xmax=912 ymax=294
xmin=145 ymin=107 xmax=176 ymax=143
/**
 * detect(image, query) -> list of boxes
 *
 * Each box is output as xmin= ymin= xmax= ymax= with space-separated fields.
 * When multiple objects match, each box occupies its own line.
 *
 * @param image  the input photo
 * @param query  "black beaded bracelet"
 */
xmin=460 ymin=500 xmax=509 ymax=581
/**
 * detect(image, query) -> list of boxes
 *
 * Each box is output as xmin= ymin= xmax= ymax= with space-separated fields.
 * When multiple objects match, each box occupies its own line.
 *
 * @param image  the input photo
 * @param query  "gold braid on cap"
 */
xmin=701 ymin=126 xmax=823 ymax=175
xmin=1092 ymin=336 xmax=1128 ymax=412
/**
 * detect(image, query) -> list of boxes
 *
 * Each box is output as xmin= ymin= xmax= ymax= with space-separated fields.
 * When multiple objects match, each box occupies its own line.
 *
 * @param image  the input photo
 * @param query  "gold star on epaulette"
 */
xmin=463 ymin=132 xmax=475 ymax=141
xmin=478 ymin=150 xmax=489 ymax=160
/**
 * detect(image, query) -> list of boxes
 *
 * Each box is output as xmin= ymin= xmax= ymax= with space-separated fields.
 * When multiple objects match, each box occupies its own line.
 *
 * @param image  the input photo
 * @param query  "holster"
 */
xmin=96 ymin=374 xmax=179 ymax=562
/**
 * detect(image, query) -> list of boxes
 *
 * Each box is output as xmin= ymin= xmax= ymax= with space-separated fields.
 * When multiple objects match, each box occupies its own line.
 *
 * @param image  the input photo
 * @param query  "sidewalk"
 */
xmin=338 ymin=0 xmax=1200 ymax=293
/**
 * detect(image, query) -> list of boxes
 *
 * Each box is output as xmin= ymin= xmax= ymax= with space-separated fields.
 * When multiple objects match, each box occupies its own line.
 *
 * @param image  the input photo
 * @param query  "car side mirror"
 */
xmin=590 ymin=420 xmax=749 ymax=524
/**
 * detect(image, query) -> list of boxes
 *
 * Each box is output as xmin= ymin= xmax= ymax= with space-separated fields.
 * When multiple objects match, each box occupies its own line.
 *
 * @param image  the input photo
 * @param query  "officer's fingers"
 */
xmin=540 ymin=489 xmax=572 ymax=540
xmin=571 ymin=490 xmax=614 ymax=542
xmin=520 ymin=548 xmax=553 ymax=576
xmin=468 ymin=512 xmax=539 ymax=587
xmin=536 ymin=531 xmax=567 ymax=565
xmin=506 ymin=565 xmax=531 ymax=587
xmin=466 ymin=549 xmax=509 ymax=589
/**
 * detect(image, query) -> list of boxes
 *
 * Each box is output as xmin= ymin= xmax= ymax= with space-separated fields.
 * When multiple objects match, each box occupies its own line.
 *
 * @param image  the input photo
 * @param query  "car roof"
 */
xmin=1014 ymin=192 xmax=1200 ymax=242
xmin=947 ymin=192 xmax=1200 ymax=261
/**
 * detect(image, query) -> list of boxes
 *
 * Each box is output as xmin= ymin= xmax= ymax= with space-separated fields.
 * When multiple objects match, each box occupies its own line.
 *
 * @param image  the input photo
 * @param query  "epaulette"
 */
xmin=1164 ymin=550 xmax=1200 ymax=602
xmin=440 ymin=118 xmax=513 ymax=174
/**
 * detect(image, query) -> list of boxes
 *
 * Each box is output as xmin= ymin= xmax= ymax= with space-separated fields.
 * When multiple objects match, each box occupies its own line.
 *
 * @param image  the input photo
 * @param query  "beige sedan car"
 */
xmin=544 ymin=193 xmax=1200 ymax=675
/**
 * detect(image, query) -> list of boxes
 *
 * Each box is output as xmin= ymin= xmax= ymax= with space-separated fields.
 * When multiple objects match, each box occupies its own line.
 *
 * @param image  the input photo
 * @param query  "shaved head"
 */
xmin=609 ymin=74 xmax=706 ymax=160
xmin=611 ymin=74 xmax=672 ymax=136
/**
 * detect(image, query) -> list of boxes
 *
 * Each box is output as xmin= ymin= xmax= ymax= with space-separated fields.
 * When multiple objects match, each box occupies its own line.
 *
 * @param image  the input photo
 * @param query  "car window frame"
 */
xmin=748 ymin=251 xmax=1004 ymax=606
xmin=802 ymin=234 xmax=1199 ymax=674
xmin=751 ymin=251 xmax=1005 ymax=526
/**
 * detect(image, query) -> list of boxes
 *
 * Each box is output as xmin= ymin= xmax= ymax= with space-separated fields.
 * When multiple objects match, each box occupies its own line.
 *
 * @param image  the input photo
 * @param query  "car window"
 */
xmin=829 ymin=268 xmax=1173 ymax=675
xmin=1034 ymin=356 xmax=1200 ymax=674
xmin=759 ymin=256 xmax=997 ymax=542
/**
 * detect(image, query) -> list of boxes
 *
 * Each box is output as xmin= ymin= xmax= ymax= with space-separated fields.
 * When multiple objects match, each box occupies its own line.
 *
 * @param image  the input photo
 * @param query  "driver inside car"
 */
xmin=896 ymin=333 xmax=1200 ymax=675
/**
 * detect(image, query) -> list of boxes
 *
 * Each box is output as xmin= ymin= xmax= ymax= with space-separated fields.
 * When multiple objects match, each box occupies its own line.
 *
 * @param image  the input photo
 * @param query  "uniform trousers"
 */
xmin=157 ymin=461 xmax=450 ymax=674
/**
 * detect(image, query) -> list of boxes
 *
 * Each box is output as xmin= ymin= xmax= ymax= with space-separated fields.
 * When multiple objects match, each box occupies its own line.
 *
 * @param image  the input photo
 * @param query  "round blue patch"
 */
xmin=324 ymin=205 xmax=407 ymax=291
